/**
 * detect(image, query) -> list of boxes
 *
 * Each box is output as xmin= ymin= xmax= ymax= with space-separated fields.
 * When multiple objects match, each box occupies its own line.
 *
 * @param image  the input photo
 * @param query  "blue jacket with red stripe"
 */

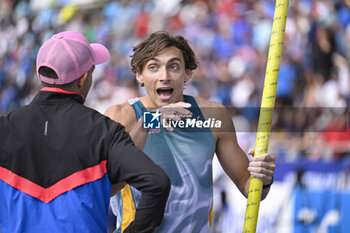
xmin=0 ymin=88 xmax=170 ymax=233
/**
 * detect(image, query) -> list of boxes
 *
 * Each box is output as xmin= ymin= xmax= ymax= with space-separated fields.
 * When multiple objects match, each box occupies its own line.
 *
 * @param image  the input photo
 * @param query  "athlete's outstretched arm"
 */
xmin=196 ymin=98 xmax=275 ymax=200
xmin=214 ymin=106 xmax=275 ymax=200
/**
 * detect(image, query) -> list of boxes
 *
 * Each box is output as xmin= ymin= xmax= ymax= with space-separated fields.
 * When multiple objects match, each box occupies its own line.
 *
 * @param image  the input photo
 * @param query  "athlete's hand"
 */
xmin=247 ymin=148 xmax=276 ymax=187
xmin=158 ymin=102 xmax=192 ymax=131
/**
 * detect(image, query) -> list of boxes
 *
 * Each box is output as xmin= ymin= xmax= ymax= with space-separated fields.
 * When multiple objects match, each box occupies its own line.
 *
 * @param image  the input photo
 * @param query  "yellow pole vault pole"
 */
xmin=243 ymin=0 xmax=289 ymax=232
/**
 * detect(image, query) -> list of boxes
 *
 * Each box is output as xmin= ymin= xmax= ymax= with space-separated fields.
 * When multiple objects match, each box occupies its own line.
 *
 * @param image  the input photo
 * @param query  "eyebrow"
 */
xmin=150 ymin=57 xmax=183 ymax=64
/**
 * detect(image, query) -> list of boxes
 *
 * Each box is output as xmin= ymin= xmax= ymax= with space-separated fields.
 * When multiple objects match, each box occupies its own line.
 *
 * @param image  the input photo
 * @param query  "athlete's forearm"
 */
xmin=129 ymin=116 xmax=149 ymax=150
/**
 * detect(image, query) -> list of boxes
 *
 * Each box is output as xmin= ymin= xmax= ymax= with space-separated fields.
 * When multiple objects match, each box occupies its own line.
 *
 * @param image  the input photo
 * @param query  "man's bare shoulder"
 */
xmin=105 ymin=102 xmax=133 ymax=120
xmin=105 ymin=102 xmax=136 ymax=131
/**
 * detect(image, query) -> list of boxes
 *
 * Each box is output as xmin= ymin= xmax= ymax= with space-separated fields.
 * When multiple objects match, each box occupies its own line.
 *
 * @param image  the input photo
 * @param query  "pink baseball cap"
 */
xmin=36 ymin=30 xmax=110 ymax=85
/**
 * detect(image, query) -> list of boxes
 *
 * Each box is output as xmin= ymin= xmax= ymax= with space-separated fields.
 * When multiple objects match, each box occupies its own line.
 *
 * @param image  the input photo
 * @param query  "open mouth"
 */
xmin=156 ymin=87 xmax=174 ymax=101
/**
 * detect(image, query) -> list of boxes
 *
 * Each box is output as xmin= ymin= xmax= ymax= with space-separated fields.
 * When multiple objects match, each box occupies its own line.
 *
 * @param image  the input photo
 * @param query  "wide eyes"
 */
xmin=169 ymin=64 xmax=180 ymax=70
xmin=147 ymin=64 xmax=180 ymax=72
xmin=148 ymin=64 xmax=158 ymax=71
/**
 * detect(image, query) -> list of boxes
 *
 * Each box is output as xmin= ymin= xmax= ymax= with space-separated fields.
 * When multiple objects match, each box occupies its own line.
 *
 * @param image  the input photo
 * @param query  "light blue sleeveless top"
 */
xmin=111 ymin=95 xmax=216 ymax=233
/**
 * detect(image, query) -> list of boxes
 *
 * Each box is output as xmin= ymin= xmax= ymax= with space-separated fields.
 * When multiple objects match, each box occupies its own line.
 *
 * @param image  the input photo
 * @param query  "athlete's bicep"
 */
xmin=214 ymin=108 xmax=251 ymax=197
xmin=215 ymin=132 xmax=250 ymax=197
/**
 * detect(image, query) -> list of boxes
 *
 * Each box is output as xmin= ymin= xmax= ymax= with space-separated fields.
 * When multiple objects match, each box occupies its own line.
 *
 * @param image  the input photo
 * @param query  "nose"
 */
xmin=159 ymin=67 xmax=170 ymax=82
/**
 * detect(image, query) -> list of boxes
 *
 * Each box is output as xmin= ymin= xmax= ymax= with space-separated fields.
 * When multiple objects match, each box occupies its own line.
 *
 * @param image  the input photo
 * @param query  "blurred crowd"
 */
xmin=0 ymin=0 xmax=349 ymax=161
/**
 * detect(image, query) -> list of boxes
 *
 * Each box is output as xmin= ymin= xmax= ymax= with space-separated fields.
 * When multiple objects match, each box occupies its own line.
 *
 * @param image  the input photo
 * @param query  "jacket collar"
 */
xmin=34 ymin=87 xmax=85 ymax=104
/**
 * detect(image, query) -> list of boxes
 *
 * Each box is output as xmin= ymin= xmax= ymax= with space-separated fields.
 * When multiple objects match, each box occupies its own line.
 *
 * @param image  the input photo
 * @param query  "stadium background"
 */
xmin=0 ymin=0 xmax=349 ymax=232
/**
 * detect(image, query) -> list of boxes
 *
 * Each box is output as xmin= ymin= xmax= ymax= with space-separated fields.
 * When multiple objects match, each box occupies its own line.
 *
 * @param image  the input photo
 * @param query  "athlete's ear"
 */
xmin=136 ymin=72 xmax=144 ymax=86
xmin=184 ymin=70 xmax=192 ymax=83
xmin=77 ymin=72 xmax=89 ymax=90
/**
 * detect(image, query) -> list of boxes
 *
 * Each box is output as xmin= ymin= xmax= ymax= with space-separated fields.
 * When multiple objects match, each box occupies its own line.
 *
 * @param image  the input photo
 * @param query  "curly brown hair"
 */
xmin=130 ymin=31 xmax=199 ymax=74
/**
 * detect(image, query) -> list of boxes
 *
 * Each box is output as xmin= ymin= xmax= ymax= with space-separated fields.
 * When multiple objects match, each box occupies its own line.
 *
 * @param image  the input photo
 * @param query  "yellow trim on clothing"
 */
xmin=209 ymin=201 xmax=213 ymax=228
xmin=121 ymin=185 xmax=136 ymax=232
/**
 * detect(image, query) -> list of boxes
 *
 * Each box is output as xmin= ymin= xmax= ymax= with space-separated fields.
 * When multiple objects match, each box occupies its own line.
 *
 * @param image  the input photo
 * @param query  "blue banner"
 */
xmin=294 ymin=187 xmax=350 ymax=233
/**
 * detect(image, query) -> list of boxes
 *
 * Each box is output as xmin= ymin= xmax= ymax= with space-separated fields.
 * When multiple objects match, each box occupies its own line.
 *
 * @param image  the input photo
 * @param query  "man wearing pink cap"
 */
xmin=0 ymin=31 xmax=170 ymax=233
